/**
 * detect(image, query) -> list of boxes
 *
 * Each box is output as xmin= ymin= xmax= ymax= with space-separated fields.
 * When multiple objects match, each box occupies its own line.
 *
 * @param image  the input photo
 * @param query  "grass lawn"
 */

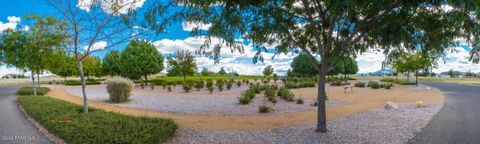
xmin=17 ymin=96 xmax=178 ymax=144
xmin=418 ymin=77 xmax=480 ymax=85
xmin=16 ymin=86 xmax=51 ymax=95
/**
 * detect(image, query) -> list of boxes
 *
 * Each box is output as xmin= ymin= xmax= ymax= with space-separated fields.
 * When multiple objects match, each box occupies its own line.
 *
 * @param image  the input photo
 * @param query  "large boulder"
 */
xmin=384 ymin=101 xmax=398 ymax=110
xmin=415 ymin=101 xmax=426 ymax=108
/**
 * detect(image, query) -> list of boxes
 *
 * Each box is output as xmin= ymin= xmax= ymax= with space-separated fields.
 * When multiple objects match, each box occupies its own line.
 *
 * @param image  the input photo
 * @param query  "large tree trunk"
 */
xmin=76 ymin=60 xmax=88 ymax=113
xmin=316 ymin=59 xmax=328 ymax=133
xmin=31 ymin=71 xmax=37 ymax=96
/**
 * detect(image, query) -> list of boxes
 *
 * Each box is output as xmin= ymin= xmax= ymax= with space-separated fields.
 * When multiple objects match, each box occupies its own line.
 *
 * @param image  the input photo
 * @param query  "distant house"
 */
xmin=439 ymin=71 xmax=465 ymax=78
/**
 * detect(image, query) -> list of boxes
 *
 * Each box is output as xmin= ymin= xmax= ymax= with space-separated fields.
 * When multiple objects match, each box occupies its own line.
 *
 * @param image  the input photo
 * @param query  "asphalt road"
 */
xmin=409 ymin=82 xmax=480 ymax=144
xmin=0 ymin=84 xmax=51 ymax=144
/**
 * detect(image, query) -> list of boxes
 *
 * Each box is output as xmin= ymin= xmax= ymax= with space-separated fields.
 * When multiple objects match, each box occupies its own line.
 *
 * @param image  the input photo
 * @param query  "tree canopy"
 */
xmin=167 ymin=49 xmax=197 ymax=80
xmin=102 ymin=50 xmax=122 ymax=76
xmin=170 ymin=0 xmax=480 ymax=132
xmin=263 ymin=65 xmax=274 ymax=77
xmin=120 ymin=39 xmax=164 ymax=82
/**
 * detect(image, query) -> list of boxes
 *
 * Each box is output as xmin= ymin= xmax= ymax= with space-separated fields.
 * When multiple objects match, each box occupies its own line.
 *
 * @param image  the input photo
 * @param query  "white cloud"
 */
xmin=182 ymin=21 xmax=211 ymax=31
xmin=433 ymin=47 xmax=480 ymax=73
xmin=0 ymin=66 xmax=23 ymax=78
xmin=0 ymin=16 xmax=20 ymax=32
xmin=356 ymin=50 xmax=386 ymax=73
xmin=155 ymin=36 xmax=294 ymax=75
xmin=84 ymin=41 xmax=107 ymax=51
xmin=77 ymin=0 xmax=145 ymax=15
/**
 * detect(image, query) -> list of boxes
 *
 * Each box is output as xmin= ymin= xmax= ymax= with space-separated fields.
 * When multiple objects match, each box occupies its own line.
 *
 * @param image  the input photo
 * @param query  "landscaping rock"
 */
xmin=415 ymin=101 xmax=426 ymax=108
xmin=384 ymin=101 xmax=398 ymax=110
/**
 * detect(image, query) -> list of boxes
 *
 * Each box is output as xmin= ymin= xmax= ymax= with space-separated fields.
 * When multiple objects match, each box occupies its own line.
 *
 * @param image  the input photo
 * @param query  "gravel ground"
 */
xmin=172 ymin=103 xmax=443 ymax=144
xmin=65 ymin=86 xmax=346 ymax=115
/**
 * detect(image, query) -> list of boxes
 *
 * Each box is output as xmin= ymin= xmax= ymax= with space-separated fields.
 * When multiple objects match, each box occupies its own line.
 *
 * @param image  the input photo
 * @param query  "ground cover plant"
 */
xmin=16 ymin=86 xmax=51 ymax=96
xmin=17 ymin=96 xmax=177 ymax=144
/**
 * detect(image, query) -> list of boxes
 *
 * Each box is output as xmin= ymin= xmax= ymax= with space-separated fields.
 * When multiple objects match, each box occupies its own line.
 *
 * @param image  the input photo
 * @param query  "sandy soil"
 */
xmin=46 ymin=82 xmax=444 ymax=131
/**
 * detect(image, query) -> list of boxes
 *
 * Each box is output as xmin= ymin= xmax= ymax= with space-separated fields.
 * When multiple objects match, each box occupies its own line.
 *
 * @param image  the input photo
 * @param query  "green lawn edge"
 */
xmin=17 ymin=96 xmax=178 ymax=144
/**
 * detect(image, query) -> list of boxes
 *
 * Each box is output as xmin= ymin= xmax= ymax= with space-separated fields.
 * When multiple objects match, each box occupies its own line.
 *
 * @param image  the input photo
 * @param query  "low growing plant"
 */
xmin=277 ymin=87 xmax=295 ymax=102
xmin=106 ymin=77 xmax=134 ymax=103
xmin=354 ymin=82 xmax=366 ymax=87
xmin=258 ymin=103 xmax=273 ymax=113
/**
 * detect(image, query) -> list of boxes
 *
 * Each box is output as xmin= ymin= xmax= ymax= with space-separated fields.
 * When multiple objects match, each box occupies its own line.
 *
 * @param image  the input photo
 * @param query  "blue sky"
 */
xmin=1 ymin=0 xmax=479 ymax=77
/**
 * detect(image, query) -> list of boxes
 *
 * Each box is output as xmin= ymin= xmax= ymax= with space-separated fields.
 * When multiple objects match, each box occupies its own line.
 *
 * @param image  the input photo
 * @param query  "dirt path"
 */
xmin=47 ymin=84 xmax=444 ymax=131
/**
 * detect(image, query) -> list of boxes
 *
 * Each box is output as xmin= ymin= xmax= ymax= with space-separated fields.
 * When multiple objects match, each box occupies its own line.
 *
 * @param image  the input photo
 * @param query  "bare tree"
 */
xmin=46 ymin=0 xmax=166 ymax=113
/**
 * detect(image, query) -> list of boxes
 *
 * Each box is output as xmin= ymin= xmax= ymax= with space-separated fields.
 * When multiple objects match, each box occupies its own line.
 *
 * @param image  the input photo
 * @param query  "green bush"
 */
xmin=284 ymin=82 xmax=298 ymax=89
xmin=368 ymin=81 xmax=380 ymax=89
xmin=16 ymin=87 xmax=51 ymax=96
xmin=64 ymin=80 xmax=101 ymax=86
xmin=264 ymin=86 xmax=277 ymax=102
xmin=236 ymin=81 xmax=242 ymax=87
xmin=17 ymin=96 xmax=177 ymax=144
xmin=238 ymin=89 xmax=256 ymax=105
xmin=277 ymin=87 xmax=295 ymax=102
xmin=249 ymin=84 xmax=261 ymax=94
xmin=258 ymin=103 xmax=273 ymax=113
xmin=380 ymin=78 xmax=396 ymax=82
xmin=394 ymin=80 xmax=416 ymax=85
xmin=106 ymin=77 xmax=134 ymax=103
xmin=194 ymin=80 xmax=204 ymax=91
xmin=226 ymin=81 xmax=233 ymax=90
xmin=384 ymin=83 xmax=393 ymax=89
xmin=298 ymin=81 xmax=315 ymax=87
xmin=182 ymin=84 xmax=192 ymax=92
xmin=330 ymin=80 xmax=342 ymax=86
xmin=354 ymin=82 xmax=366 ymax=87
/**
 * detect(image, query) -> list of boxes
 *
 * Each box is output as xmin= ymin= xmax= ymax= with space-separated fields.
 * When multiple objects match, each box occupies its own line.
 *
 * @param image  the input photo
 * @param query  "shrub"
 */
xmin=384 ymin=82 xmax=393 ymax=89
xmin=106 ymin=77 xmax=134 ymax=103
xmin=296 ymin=97 xmax=304 ymax=104
xmin=354 ymin=82 xmax=366 ymax=87
xmin=298 ymin=81 xmax=315 ymax=87
xmin=48 ymin=81 xmax=53 ymax=85
xmin=394 ymin=80 xmax=416 ymax=85
xmin=368 ymin=81 xmax=380 ymax=89
xmin=64 ymin=80 xmax=101 ymax=86
xmin=226 ymin=81 xmax=233 ymax=90
xmin=284 ymin=82 xmax=298 ymax=89
xmin=207 ymin=85 xmax=214 ymax=93
xmin=249 ymin=84 xmax=261 ymax=94
xmin=150 ymin=83 xmax=155 ymax=90
xmin=194 ymin=80 xmax=204 ymax=91
xmin=167 ymin=86 xmax=172 ymax=92
xmin=16 ymin=87 xmax=51 ymax=96
xmin=17 ymin=96 xmax=177 ymax=144
xmin=264 ymin=86 xmax=276 ymax=102
xmin=238 ymin=89 xmax=256 ymax=105
xmin=182 ymin=84 xmax=192 ymax=92
xmin=236 ymin=81 xmax=242 ymax=87
xmin=330 ymin=80 xmax=342 ymax=86
xmin=380 ymin=78 xmax=396 ymax=82
xmin=258 ymin=103 xmax=273 ymax=113
xmin=277 ymin=87 xmax=294 ymax=102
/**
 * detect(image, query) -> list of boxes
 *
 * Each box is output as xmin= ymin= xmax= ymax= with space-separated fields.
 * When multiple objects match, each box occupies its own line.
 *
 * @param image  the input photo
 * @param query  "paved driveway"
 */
xmin=410 ymin=82 xmax=480 ymax=144
xmin=0 ymin=85 xmax=51 ymax=144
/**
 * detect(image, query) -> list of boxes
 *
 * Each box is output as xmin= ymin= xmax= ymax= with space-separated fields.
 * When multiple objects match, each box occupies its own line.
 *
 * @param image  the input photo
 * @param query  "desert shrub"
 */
xmin=226 ymin=81 xmax=233 ymax=90
xmin=236 ymin=81 xmax=242 ymax=87
xmin=106 ymin=77 xmax=134 ymax=103
xmin=182 ymin=84 xmax=192 ymax=92
xmin=277 ymin=87 xmax=294 ymax=102
xmin=64 ymin=80 xmax=101 ymax=86
xmin=354 ymin=82 xmax=366 ymax=87
xmin=264 ymin=86 xmax=277 ymax=102
xmin=238 ymin=89 xmax=256 ymax=105
xmin=330 ymin=80 xmax=342 ymax=86
xmin=384 ymin=82 xmax=393 ymax=89
xmin=298 ymin=81 xmax=315 ymax=87
xmin=296 ymin=97 xmax=304 ymax=104
xmin=48 ymin=81 xmax=53 ymax=85
xmin=161 ymin=82 xmax=167 ymax=89
xmin=368 ymin=81 xmax=380 ymax=89
xmin=207 ymin=85 xmax=214 ymax=93
xmin=16 ymin=87 xmax=51 ymax=96
xmin=249 ymin=84 xmax=261 ymax=94
xmin=194 ymin=80 xmax=204 ymax=91
xmin=284 ymin=82 xmax=298 ymax=89
xmin=258 ymin=103 xmax=273 ymax=113
xmin=216 ymin=80 xmax=224 ymax=91
xmin=394 ymin=80 xmax=416 ymax=85
xmin=380 ymin=78 xmax=396 ymax=82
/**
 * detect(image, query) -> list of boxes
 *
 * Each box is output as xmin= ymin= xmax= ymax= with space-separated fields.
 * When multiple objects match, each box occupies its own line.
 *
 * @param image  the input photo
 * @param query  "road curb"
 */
xmin=17 ymin=99 xmax=66 ymax=144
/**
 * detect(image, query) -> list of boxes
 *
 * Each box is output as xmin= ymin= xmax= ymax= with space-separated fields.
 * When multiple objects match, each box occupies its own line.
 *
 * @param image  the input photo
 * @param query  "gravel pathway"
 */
xmin=65 ymin=86 xmax=346 ymax=115
xmin=172 ymin=103 xmax=443 ymax=144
